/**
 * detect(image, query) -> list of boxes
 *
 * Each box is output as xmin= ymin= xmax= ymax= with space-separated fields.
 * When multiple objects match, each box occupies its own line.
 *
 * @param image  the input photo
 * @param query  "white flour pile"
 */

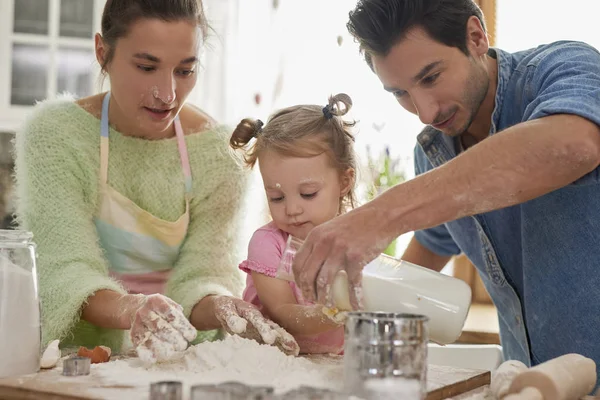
xmin=91 ymin=335 xmax=344 ymax=396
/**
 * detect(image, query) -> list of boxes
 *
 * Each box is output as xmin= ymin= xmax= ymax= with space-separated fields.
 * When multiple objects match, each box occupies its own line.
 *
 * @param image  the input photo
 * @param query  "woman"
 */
xmin=14 ymin=0 xmax=298 ymax=362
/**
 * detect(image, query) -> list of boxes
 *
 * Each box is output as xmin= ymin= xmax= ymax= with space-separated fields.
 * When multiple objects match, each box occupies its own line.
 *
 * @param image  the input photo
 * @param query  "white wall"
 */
xmin=497 ymin=0 xmax=600 ymax=51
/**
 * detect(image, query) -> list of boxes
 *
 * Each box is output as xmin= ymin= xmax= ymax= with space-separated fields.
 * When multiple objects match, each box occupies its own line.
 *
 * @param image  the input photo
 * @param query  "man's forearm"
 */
xmin=383 ymin=114 xmax=600 ymax=237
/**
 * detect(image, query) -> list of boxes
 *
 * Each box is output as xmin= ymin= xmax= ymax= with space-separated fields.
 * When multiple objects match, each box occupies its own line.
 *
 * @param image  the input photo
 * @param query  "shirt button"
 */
xmin=516 ymin=316 xmax=521 ymax=325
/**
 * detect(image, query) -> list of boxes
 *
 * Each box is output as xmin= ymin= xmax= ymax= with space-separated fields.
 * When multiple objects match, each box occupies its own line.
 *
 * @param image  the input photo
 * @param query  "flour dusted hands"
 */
xmin=292 ymin=201 xmax=396 ymax=310
xmin=129 ymin=294 xmax=197 ymax=364
xmin=212 ymin=296 xmax=300 ymax=356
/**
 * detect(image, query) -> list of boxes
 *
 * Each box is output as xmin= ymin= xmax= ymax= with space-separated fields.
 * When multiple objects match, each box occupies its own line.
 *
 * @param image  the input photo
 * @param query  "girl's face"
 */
xmin=259 ymin=149 xmax=354 ymax=240
xmin=95 ymin=18 xmax=201 ymax=138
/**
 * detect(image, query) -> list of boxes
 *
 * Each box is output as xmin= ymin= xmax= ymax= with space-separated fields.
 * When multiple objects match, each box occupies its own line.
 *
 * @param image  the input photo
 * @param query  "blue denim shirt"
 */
xmin=413 ymin=41 xmax=600 ymax=378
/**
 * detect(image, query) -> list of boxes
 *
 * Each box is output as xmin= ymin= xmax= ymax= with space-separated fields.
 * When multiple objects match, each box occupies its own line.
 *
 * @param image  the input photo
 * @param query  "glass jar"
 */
xmin=0 ymin=230 xmax=40 ymax=377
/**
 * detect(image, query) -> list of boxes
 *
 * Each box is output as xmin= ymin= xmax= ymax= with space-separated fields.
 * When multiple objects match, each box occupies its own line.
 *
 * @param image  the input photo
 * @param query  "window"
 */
xmin=0 ymin=0 xmax=104 ymax=131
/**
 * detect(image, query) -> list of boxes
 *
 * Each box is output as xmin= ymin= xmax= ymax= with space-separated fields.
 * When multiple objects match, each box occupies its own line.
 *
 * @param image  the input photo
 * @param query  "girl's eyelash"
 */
xmin=268 ymin=192 xmax=317 ymax=202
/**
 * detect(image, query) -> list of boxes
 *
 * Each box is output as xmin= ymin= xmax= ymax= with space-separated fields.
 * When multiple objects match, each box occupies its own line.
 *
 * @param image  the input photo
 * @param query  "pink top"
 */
xmin=239 ymin=222 xmax=344 ymax=354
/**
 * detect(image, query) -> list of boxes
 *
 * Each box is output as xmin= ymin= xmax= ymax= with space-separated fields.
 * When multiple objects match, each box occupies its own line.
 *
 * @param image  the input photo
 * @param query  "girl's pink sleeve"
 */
xmin=239 ymin=228 xmax=286 ymax=278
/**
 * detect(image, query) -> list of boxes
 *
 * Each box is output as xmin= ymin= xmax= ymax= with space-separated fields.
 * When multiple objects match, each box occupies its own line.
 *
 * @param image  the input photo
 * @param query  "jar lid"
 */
xmin=0 ymin=230 xmax=33 ymax=243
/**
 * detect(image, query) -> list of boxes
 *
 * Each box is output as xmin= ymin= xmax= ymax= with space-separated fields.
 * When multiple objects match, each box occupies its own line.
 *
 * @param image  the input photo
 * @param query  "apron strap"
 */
xmin=100 ymin=92 xmax=111 ymax=185
xmin=174 ymin=116 xmax=193 ymax=195
xmin=100 ymin=92 xmax=193 ymax=195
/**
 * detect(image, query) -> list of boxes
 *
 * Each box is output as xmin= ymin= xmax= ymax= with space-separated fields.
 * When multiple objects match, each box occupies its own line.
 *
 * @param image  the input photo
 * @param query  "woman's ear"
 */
xmin=95 ymin=33 xmax=107 ymax=69
xmin=339 ymin=167 xmax=355 ymax=197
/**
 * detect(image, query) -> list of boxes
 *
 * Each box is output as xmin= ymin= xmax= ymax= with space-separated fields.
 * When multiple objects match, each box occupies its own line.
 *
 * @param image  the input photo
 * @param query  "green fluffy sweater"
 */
xmin=14 ymin=98 xmax=247 ymax=351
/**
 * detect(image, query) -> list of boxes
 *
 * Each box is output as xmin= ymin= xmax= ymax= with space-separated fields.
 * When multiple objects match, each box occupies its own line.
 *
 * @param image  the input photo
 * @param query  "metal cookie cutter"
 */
xmin=62 ymin=356 xmax=91 ymax=376
xmin=150 ymin=381 xmax=183 ymax=400
xmin=285 ymin=386 xmax=348 ymax=399
xmin=190 ymin=382 xmax=276 ymax=400
xmin=190 ymin=384 xmax=224 ymax=400
xmin=217 ymin=381 xmax=274 ymax=399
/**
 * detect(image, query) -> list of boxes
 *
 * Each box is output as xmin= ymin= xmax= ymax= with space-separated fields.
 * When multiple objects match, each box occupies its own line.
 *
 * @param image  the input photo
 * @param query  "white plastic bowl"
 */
xmin=427 ymin=343 xmax=504 ymax=372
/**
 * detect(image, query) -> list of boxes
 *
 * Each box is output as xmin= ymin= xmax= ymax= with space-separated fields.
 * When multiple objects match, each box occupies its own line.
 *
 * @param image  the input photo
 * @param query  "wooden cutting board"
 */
xmin=0 ymin=362 xmax=489 ymax=400
xmin=426 ymin=365 xmax=490 ymax=400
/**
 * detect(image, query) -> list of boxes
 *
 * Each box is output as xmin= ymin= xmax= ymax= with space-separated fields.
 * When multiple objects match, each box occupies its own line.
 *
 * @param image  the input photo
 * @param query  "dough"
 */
xmin=507 ymin=353 xmax=596 ymax=400
xmin=491 ymin=360 xmax=528 ymax=399
xmin=40 ymin=340 xmax=61 ymax=369
xmin=321 ymin=306 xmax=348 ymax=324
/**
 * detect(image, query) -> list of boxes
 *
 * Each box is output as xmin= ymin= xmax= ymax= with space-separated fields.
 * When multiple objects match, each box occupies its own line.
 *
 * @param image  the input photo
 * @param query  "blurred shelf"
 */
xmin=457 ymin=304 xmax=500 ymax=345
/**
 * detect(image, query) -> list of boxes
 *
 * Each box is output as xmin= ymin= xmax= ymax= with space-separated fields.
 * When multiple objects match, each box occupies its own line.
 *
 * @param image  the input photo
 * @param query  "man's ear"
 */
xmin=465 ymin=15 xmax=489 ymax=58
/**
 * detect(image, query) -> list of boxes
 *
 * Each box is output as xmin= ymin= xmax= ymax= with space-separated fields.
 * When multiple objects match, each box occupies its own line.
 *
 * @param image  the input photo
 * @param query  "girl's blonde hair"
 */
xmin=230 ymin=93 xmax=358 ymax=212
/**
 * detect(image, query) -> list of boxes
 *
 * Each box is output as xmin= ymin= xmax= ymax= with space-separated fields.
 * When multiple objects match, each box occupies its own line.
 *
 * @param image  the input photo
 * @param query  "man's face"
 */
xmin=371 ymin=24 xmax=489 ymax=137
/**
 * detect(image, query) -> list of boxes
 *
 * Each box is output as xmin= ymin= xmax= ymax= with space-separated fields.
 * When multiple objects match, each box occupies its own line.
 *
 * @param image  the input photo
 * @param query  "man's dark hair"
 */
xmin=347 ymin=0 xmax=486 ymax=68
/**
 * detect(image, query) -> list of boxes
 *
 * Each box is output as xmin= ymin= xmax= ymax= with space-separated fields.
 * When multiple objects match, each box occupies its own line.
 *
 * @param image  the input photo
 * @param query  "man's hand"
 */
xmin=291 ymin=201 xmax=396 ymax=310
xmin=212 ymin=296 xmax=300 ymax=356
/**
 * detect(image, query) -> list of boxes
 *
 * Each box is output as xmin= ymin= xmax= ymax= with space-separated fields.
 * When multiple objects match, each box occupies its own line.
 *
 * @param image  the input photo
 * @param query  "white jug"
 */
xmin=278 ymin=236 xmax=472 ymax=345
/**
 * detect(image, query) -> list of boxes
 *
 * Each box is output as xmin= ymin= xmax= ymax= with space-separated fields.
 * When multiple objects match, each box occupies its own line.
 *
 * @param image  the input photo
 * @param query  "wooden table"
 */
xmin=0 ymin=360 xmax=490 ymax=400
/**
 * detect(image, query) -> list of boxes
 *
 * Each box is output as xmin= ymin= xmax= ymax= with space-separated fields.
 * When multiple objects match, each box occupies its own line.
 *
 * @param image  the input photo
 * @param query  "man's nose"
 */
xmin=412 ymin=93 xmax=440 ymax=126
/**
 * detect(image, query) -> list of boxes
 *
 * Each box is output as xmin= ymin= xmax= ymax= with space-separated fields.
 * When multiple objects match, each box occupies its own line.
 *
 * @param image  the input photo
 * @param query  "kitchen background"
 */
xmin=0 ymin=0 xmax=598 ymax=341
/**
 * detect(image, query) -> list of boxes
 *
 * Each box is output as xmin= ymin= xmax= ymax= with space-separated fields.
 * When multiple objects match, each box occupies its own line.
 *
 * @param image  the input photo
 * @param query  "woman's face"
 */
xmin=96 ymin=18 xmax=201 ymax=138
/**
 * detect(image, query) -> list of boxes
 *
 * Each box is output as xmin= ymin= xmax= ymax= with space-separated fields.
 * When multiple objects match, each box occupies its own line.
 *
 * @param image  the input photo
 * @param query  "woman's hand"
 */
xmin=127 ymin=294 xmax=197 ymax=364
xmin=212 ymin=295 xmax=300 ymax=356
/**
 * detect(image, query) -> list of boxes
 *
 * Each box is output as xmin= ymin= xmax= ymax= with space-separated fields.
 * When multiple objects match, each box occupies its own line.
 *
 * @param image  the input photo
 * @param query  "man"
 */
xmin=292 ymin=0 xmax=600 ymax=378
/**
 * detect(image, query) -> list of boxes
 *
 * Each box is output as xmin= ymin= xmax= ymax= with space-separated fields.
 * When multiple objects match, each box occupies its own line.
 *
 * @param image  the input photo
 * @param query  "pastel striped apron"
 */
xmin=94 ymin=92 xmax=193 ymax=295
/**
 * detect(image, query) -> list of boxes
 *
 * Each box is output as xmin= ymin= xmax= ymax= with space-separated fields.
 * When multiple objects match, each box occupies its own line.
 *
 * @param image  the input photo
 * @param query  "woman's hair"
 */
xmin=99 ymin=0 xmax=209 ymax=72
xmin=230 ymin=93 xmax=358 ymax=212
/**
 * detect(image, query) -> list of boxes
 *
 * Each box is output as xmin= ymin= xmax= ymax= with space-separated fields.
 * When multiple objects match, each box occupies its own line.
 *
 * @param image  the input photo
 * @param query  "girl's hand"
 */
xmin=212 ymin=295 xmax=300 ymax=356
xmin=127 ymin=294 xmax=197 ymax=364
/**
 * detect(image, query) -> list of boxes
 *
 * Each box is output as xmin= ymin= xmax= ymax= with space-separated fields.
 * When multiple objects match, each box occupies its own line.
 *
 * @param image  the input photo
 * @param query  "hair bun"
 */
xmin=230 ymin=118 xmax=262 ymax=149
xmin=327 ymin=93 xmax=353 ymax=117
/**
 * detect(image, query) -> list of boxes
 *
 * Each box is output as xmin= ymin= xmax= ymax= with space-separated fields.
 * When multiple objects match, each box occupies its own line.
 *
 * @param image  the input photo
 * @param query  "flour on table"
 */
xmin=91 ymin=335 xmax=343 ymax=397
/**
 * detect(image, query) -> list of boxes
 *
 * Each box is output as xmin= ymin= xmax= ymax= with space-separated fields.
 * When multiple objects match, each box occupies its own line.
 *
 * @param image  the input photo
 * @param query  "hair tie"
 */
xmin=254 ymin=119 xmax=264 ymax=137
xmin=322 ymin=106 xmax=334 ymax=120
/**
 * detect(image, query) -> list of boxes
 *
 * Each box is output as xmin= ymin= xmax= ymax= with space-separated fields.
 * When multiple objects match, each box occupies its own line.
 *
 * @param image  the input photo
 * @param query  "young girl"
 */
xmin=230 ymin=94 xmax=357 ymax=354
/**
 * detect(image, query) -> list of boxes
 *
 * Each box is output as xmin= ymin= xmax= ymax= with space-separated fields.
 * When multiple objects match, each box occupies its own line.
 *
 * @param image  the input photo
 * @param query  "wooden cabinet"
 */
xmin=0 ymin=0 xmax=105 ymax=132
xmin=453 ymin=254 xmax=493 ymax=305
